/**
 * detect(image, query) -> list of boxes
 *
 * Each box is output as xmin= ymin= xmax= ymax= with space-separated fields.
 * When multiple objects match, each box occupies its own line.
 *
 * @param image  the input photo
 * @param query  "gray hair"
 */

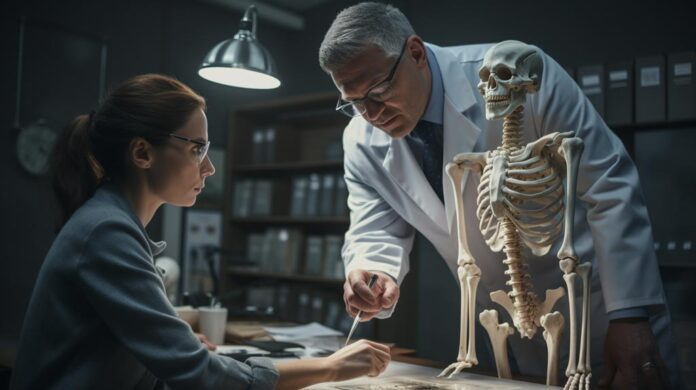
xmin=318 ymin=2 xmax=415 ymax=73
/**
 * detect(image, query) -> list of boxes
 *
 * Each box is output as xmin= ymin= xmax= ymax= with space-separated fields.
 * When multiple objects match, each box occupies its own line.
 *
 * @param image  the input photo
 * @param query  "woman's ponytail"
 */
xmin=50 ymin=73 xmax=206 ymax=231
xmin=50 ymin=113 xmax=102 ymax=230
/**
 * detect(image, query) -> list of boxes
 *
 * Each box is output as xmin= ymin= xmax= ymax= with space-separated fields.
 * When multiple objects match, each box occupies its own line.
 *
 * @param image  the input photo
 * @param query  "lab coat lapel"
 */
xmin=381 ymin=134 xmax=447 ymax=228
xmin=429 ymin=44 xmax=483 ymax=235
xmin=376 ymin=44 xmax=483 ymax=233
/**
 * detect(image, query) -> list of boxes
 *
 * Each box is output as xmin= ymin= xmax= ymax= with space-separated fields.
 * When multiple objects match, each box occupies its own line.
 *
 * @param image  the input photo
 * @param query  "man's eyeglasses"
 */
xmin=169 ymin=133 xmax=210 ymax=164
xmin=335 ymin=40 xmax=408 ymax=118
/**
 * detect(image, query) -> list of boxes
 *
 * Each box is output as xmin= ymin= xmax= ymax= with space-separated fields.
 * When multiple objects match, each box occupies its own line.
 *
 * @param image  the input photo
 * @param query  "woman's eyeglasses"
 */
xmin=169 ymin=133 xmax=210 ymax=163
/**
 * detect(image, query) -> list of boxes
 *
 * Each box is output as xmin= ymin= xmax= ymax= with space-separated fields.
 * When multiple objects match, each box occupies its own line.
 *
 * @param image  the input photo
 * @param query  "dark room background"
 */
xmin=2 ymin=0 xmax=694 ymax=380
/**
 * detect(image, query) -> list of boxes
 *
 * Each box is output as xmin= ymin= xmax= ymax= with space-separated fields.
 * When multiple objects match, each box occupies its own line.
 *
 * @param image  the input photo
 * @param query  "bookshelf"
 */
xmin=220 ymin=92 xmax=368 ymax=336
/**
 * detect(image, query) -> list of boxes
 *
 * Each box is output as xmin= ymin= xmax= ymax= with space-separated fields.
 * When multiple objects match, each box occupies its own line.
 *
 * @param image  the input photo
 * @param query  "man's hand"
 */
xmin=343 ymin=270 xmax=399 ymax=321
xmin=598 ymin=318 xmax=670 ymax=389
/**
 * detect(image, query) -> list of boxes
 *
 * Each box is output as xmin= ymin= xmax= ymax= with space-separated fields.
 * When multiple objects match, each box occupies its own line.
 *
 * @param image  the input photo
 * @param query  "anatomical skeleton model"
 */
xmin=438 ymin=41 xmax=592 ymax=390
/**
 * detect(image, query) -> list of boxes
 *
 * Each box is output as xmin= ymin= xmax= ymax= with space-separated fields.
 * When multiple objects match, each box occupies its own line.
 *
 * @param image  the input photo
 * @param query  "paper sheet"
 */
xmin=264 ymin=322 xmax=343 ymax=341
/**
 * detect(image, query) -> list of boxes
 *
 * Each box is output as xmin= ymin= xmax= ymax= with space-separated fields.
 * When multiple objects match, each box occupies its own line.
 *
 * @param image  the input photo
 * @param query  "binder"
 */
xmin=305 ymin=174 xmax=321 ymax=216
xmin=304 ymin=235 xmax=324 ymax=275
xmin=290 ymin=176 xmax=308 ymax=217
xmin=251 ymin=180 xmax=273 ymax=216
xmin=252 ymin=128 xmax=265 ymax=164
xmin=605 ymin=61 xmax=634 ymax=126
xmin=310 ymin=294 xmax=324 ymax=323
xmin=246 ymin=233 xmax=265 ymax=267
xmin=635 ymin=55 xmax=666 ymax=123
xmin=319 ymin=173 xmax=336 ymax=216
xmin=578 ymin=65 xmax=605 ymax=117
xmin=667 ymin=51 xmax=696 ymax=121
xmin=276 ymin=229 xmax=303 ymax=274
xmin=275 ymin=284 xmax=292 ymax=320
xmin=296 ymin=291 xmax=311 ymax=323
xmin=323 ymin=235 xmax=344 ymax=279
xmin=259 ymin=229 xmax=279 ymax=272
xmin=324 ymin=300 xmax=341 ymax=329
xmin=264 ymin=127 xmax=276 ymax=164
xmin=233 ymin=180 xmax=254 ymax=217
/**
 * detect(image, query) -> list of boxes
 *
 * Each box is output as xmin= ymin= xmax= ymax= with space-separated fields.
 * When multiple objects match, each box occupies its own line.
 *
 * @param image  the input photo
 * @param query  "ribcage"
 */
xmin=476 ymin=149 xmax=565 ymax=256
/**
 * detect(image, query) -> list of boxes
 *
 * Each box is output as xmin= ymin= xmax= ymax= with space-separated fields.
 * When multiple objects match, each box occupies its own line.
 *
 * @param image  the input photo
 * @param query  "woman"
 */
xmin=11 ymin=74 xmax=390 ymax=389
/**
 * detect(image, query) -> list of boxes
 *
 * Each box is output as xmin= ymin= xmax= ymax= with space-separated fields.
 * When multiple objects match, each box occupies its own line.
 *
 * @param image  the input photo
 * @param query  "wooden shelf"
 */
xmin=226 ymin=267 xmax=344 ymax=285
xmin=233 ymin=160 xmax=343 ymax=175
xmin=229 ymin=216 xmax=349 ymax=225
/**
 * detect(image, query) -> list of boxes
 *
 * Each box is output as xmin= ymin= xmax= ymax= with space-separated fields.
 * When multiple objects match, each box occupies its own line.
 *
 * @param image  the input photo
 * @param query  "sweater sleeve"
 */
xmin=77 ymin=219 xmax=279 ymax=389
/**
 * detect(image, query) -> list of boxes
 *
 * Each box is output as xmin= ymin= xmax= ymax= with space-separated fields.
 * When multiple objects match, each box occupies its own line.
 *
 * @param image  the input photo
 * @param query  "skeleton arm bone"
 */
xmin=448 ymin=153 xmax=487 ymax=264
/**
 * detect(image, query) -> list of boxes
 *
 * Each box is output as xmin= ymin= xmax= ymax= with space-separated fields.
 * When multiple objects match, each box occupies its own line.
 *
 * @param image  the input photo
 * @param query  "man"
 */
xmin=319 ymin=2 xmax=677 ymax=389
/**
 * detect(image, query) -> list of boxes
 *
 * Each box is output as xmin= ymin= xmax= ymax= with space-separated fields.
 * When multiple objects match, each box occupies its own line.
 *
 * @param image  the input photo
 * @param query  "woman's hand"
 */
xmin=275 ymin=339 xmax=391 ymax=390
xmin=194 ymin=332 xmax=217 ymax=351
xmin=324 ymin=339 xmax=391 ymax=382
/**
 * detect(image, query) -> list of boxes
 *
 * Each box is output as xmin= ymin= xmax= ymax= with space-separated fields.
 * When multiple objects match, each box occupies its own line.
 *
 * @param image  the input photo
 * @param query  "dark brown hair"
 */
xmin=51 ymin=74 xmax=206 ymax=229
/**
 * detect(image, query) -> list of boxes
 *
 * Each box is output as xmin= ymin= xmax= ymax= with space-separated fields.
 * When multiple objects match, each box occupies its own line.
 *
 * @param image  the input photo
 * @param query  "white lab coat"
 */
xmin=341 ymin=43 xmax=676 ymax=380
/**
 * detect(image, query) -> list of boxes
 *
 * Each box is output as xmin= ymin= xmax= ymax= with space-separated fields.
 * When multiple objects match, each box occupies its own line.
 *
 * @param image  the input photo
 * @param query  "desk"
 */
xmin=303 ymin=360 xmax=553 ymax=389
xmin=223 ymin=328 xmax=554 ymax=389
xmin=224 ymin=321 xmax=552 ymax=387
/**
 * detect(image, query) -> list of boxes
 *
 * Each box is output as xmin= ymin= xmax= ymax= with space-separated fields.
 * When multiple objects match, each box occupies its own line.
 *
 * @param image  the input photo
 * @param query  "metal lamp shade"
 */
xmin=199 ymin=26 xmax=280 ymax=89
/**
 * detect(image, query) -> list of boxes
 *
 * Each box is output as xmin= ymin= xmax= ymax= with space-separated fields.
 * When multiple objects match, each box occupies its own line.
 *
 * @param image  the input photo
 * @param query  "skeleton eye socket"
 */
xmin=494 ymin=67 xmax=513 ymax=81
xmin=479 ymin=68 xmax=491 ymax=82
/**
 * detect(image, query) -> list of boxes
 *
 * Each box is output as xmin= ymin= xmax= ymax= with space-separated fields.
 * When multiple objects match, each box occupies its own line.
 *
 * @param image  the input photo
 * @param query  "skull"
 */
xmin=477 ymin=40 xmax=543 ymax=120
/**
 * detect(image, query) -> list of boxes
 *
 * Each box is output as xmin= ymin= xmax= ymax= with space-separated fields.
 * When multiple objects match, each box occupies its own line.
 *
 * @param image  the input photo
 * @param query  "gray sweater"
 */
xmin=11 ymin=185 xmax=279 ymax=389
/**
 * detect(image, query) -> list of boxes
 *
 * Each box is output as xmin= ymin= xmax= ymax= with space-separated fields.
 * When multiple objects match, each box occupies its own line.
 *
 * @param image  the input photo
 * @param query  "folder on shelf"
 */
xmin=233 ymin=180 xmax=254 ymax=217
xmin=324 ymin=300 xmax=342 ymax=330
xmin=319 ymin=173 xmax=336 ymax=216
xmin=264 ymin=127 xmax=276 ymax=164
xmin=305 ymin=174 xmax=321 ymax=216
xmin=259 ymin=229 xmax=279 ymax=272
xmin=304 ymin=235 xmax=324 ymax=276
xmin=323 ymin=235 xmax=344 ymax=279
xmin=605 ymin=61 xmax=634 ymax=126
xmin=667 ymin=51 xmax=696 ymax=121
xmin=252 ymin=128 xmax=266 ymax=164
xmin=635 ymin=55 xmax=666 ymax=123
xmin=296 ymin=291 xmax=311 ymax=324
xmin=334 ymin=173 xmax=349 ymax=217
xmin=278 ymin=229 xmax=303 ymax=274
xmin=246 ymin=233 xmax=266 ymax=268
xmin=578 ymin=64 xmax=605 ymax=117
xmin=274 ymin=284 xmax=292 ymax=320
xmin=251 ymin=180 xmax=273 ymax=216
xmin=310 ymin=295 xmax=324 ymax=323
xmin=290 ymin=176 xmax=308 ymax=217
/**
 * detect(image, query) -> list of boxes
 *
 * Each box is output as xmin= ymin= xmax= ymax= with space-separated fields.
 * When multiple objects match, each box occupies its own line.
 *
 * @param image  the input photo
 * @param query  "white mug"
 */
xmin=198 ymin=307 xmax=228 ymax=345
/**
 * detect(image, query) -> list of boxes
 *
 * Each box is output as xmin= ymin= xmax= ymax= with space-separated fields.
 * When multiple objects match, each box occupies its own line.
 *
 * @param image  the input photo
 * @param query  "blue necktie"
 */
xmin=407 ymin=120 xmax=444 ymax=203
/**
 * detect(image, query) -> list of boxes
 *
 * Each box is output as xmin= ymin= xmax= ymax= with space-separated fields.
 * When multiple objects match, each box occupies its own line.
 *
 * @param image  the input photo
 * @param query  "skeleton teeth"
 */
xmin=486 ymin=95 xmax=511 ymax=104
